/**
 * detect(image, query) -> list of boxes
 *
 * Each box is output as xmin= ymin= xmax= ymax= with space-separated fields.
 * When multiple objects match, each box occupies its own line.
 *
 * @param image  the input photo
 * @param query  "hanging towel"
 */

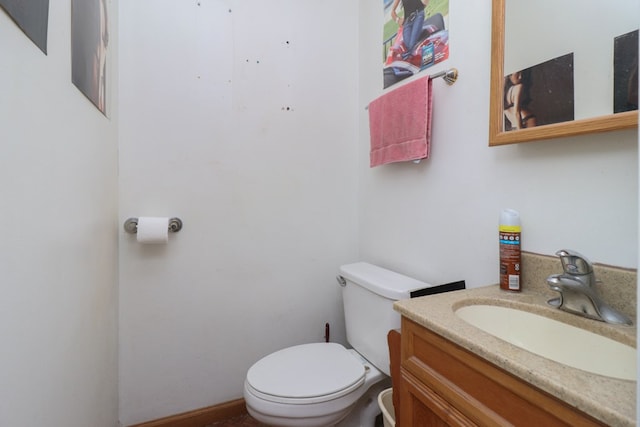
xmin=368 ymin=76 xmax=433 ymax=167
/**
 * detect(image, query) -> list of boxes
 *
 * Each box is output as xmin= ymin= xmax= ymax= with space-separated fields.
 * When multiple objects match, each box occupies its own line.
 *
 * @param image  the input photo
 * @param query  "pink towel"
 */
xmin=368 ymin=76 xmax=433 ymax=167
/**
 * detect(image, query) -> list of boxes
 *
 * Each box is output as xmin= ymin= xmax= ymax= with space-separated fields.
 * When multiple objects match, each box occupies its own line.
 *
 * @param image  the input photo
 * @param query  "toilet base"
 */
xmin=335 ymin=378 xmax=390 ymax=427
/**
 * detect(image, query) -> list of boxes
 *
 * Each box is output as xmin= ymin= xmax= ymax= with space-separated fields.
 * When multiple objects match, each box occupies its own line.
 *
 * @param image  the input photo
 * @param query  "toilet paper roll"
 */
xmin=136 ymin=217 xmax=169 ymax=244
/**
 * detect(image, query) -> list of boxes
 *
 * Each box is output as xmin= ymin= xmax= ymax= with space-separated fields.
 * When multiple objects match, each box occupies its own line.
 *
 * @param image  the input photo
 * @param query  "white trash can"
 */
xmin=377 ymin=388 xmax=395 ymax=427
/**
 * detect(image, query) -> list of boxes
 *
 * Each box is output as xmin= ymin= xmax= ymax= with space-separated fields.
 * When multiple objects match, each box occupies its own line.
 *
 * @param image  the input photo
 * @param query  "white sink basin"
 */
xmin=455 ymin=304 xmax=637 ymax=381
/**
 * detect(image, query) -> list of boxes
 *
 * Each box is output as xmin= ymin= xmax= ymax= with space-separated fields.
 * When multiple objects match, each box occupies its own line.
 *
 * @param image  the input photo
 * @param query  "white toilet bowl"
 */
xmin=243 ymin=342 xmax=388 ymax=427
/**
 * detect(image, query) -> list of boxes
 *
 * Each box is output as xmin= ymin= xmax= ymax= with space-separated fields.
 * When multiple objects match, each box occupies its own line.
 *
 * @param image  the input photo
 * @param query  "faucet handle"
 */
xmin=555 ymin=249 xmax=593 ymax=275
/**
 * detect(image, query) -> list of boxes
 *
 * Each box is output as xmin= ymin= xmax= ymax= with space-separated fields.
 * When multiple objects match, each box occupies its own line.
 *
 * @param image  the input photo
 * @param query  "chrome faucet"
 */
xmin=546 ymin=249 xmax=633 ymax=325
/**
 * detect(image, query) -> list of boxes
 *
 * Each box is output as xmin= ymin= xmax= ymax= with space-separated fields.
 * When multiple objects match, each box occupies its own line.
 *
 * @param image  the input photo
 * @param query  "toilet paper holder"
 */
xmin=124 ymin=217 xmax=183 ymax=234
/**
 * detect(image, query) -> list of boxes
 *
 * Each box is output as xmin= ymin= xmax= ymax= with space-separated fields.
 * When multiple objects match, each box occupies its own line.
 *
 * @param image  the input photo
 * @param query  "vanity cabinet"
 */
xmin=398 ymin=317 xmax=606 ymax=426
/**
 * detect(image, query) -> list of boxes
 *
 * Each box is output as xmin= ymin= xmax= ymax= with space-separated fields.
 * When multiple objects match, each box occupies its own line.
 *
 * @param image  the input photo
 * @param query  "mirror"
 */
xmin=489 ymin=0 xmax=638 ymax=146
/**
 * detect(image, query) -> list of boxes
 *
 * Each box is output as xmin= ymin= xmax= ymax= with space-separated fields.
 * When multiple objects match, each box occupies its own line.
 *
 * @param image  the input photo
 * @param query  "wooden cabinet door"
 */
xmin=399 ymin=367 xmax=476 ymax=427
xmin=398 ymin=317 xmax=605 ymax=427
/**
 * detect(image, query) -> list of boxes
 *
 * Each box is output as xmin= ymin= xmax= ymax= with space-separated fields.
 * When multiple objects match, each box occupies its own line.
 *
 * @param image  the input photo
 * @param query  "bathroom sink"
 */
xmin=455 ymin=304 xmax=637 ymax=381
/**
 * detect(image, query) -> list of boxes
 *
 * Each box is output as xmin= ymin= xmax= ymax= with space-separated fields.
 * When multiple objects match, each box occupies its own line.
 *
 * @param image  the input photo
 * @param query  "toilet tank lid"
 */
xmin=338 ymin=262 xmax=432 ymax=300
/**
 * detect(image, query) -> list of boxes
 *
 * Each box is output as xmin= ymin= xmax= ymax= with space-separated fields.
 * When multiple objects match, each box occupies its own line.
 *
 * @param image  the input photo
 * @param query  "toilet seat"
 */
xmin=246 ymin=343 xmax=366 ymax=405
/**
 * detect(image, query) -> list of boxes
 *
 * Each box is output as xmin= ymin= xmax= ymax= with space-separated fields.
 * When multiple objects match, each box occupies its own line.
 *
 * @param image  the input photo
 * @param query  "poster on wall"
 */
xmin=382 ymin=0 xmax=449 ymax=89
xmin=71 ymin=0 xmax=109 ymax=116
xmin=613 ymin=29 xmax=638 ymax=114
xmin=0 ymin=0 xmax=49 ymax=54
xmin=503 ymin=53 xmax=574 ymax=132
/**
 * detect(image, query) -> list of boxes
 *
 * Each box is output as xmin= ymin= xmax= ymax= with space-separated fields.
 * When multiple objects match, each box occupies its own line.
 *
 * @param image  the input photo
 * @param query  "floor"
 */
xmin=205 ymin=414 xmax=267 ymax=427
xmin=205 ymin=413 xmax=385 ymax=427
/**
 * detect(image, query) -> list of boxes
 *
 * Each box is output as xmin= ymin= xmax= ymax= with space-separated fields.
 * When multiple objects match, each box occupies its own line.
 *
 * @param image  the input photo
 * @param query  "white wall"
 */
xmin=119 ymin=0 xmax=637 ymax=425
xmin=117 ymin=1 xmax=360 ymax=424
xmin=358 ymin=0 xmax=638 ymax=288
xmin=1 ymin=0 xmax=635 ymax=425
xmin=0 ymin=1 xmax=119 ymax=427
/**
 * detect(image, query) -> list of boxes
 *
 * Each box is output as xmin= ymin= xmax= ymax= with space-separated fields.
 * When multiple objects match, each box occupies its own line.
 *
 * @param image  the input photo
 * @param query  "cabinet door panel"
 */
xmin=400 ymin=368 xmax=476 ymax=427
xmin=400 ymin=317 xmax=605 ymax=427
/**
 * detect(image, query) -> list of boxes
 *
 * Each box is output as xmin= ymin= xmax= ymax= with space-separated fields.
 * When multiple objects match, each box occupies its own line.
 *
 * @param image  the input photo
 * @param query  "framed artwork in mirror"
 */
xmin=614 ymin=30 xmax=638 ymax=114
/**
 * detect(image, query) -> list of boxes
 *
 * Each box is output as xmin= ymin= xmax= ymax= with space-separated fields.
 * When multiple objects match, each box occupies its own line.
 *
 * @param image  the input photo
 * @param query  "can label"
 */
xmin=499 ymin=226 xmax=521 ymax=291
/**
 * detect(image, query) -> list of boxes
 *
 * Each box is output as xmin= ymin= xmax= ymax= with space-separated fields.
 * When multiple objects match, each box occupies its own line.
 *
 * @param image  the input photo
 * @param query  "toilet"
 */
xmin=243 ymin=262 xmax=431 ymax=427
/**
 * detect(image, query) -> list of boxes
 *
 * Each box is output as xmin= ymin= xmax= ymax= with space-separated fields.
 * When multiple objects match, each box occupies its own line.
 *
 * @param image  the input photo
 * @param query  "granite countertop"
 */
xmin=394 ymin=283 xmax=637 ymax=426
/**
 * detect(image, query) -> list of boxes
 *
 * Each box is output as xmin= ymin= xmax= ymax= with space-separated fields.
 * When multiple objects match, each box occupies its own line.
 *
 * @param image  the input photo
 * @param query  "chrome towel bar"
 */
xmin=365 ymin=67 xmax=458 ymax=110
xmin=429 ymin=67 xmax=458 ymax=85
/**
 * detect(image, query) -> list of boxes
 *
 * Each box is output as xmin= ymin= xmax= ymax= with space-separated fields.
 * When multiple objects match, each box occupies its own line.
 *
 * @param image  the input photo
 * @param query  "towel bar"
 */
xmin=429 ymin=67 xmax=458 ymax=85
xmin=365 ymin=67 xmax=458 ymax=111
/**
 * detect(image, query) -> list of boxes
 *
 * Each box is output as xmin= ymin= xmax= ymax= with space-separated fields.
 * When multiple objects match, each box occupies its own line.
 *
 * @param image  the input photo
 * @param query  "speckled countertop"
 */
xmin=393 ymin=252 xmax=637 ymax=427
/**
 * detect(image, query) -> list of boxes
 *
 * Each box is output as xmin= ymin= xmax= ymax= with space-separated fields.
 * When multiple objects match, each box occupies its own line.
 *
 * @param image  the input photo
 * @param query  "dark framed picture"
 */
xmin=0 ymin=0 xmax=49 ymax=54
xmin=71 ymin=0 xmax=109 ymax=115
xmin=613 ymin=29 xmax=638 ymax=114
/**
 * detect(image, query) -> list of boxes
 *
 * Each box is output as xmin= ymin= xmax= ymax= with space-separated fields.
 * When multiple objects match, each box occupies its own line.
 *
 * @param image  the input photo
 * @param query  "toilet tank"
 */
xmin=338 ymin=262 xmax=432 ymax=376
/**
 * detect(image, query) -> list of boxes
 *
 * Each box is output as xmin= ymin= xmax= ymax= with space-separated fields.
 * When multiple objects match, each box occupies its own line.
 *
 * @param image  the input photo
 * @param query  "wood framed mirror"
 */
xmin=489 ymin=0 xmax=638 ymax=146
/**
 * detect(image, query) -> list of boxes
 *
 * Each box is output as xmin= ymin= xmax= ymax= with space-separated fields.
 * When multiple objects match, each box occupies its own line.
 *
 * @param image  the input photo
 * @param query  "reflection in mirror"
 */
xmin=614 ymin=30 xmax=639 ymax=114
xmin=503 ymin=54 xmax=574 ymax=132
xmin=489 ymin=0 xmax=639 ymax=146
